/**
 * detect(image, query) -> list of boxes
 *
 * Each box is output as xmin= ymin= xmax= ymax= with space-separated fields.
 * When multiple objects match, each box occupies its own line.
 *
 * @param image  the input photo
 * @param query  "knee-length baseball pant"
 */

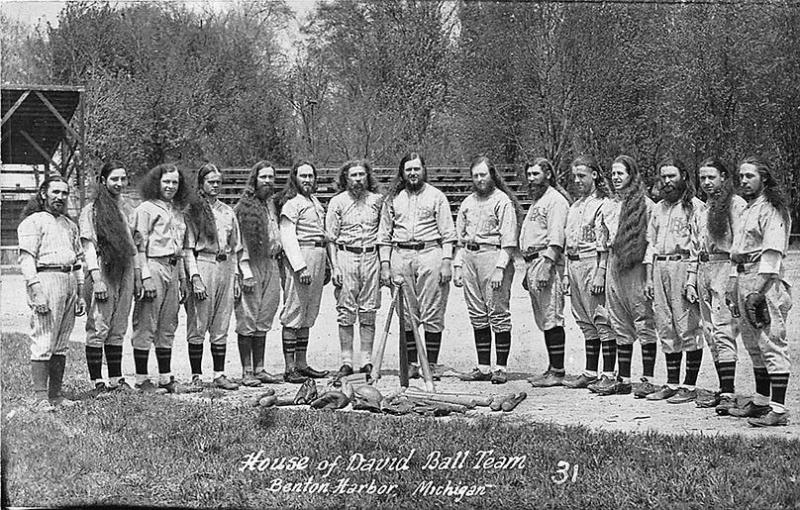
xmin=568 ymin=256 xmax=614 ymax=343
xmin=131 ymin=258 xmax=181 ymax=349
xmin=30 ymin=272 xmax=78 ymax=361
xmin=186 ymin=255 xmax=236 ymax=346
xmin=85 ymin=265 xmax=134 ymax=348
xmin=605 ymin=254 xmax=656 ymax=346
xmin=698 ymin=259 xmax=738 ymax=363
xmin=653 ymin=259 xmax=703 ymax=354
xmin=460 ymin=248 xmax=514 ymax=332
xmin=390 ymin=245 xmax=449 ymax=333
xmin=235 ymin=256 xmax=282 ymax=336
xmin=280 ymin=246 xmax=326 ymax=329
xmin=334 ymin=249 xmax=381 ymax=326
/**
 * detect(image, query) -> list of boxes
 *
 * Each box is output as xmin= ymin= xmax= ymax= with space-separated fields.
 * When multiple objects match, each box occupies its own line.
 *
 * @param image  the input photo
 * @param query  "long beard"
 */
xmin=405 ymin=180 xmax=424 ymax=193
xmin=348 ymin=183 xmax=366 ymax=201
xmin=706 ymin=186 xmax=733 ymax=242
xmin=473 ymin=180 xmax=496 ymax=198
xmin=527 ymin=182 xmax=548 ymax=202
xmin=661 ymin=180 xmax=686 ymax=204
xmin=256 ymin=182 xmax=274 ymax=200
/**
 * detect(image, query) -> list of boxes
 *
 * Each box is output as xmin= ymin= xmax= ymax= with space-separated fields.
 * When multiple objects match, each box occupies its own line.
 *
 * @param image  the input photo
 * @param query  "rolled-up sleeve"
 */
xmin=544 ymin=198 xmax=567 ymax=262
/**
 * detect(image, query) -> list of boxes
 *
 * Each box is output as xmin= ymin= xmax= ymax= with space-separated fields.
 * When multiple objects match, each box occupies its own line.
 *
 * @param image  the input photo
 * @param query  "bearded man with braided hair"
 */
xmin=79 ymin=161 xmax=138 ymax=396
xmin=590 ymin=155 xmax=658 ymax=396
xmin=234 ymin=161 xmax=284 ymax=386
xmin=726 ymin=156 xmax=793 ymax=427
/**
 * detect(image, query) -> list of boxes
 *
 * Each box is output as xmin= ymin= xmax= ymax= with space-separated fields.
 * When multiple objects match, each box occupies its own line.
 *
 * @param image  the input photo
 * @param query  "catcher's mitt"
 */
xmin=293 ymin=379 xmax=319 ymax=405
xmin=744 ymin=292 xmax=770 ymax=329
xmin=310 ymin=391 xmax=350 ymax=410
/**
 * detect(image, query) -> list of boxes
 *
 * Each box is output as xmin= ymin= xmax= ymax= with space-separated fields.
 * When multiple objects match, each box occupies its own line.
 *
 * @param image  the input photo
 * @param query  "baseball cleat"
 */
xmin=491 ymin=370 xmax=508 ymax=385
xmin=214 ymin=375 xmax=240 ymax=391
xmin=715 ymin=394 xmax=737 ymax=416
xmin=110 ymin=378 xmax=135 ymax=392
xmin=588 ymin=374 xmax=615 ymax=393
xmin=695 ymin=390 xmax=721 ymax=408
xmin=136 ymin=379 xmax=168 ymax=394
xmin=645 ymin=386 xmax=679 ymax=401
xmin=160 ymin=376 xmax=202 ymax=394
xmin=748 ymin=410 xmax=788 ymax=427
xmin=632 ymin=378 xmax=660 ymax=399
xmin=254 ymin=370 xmax=283 ymax=384
xmin=728 ymin=401 xmax=771 ymax=418
xmin=563 ymin=373 xmax=597 ymax=389
xmin=284 ymin=368 xmax=309 ymax=384
xmin=298 ymin=366 xmax=329 ymax=379
xmin=359 ymin=363 xmax=373 ymax=375
xmin=408 ymin=364 xmax=421 ymax=380
xmin=458 ymin=368 xmax=492 ymax=382
xmin=666 ymin=387 xmax=697 ymax=404
xmin=241 ymin=373 xmax=262 ymax=387
xmin=528 ymin=370 xmax=564 ymax=387
xmin=331 ymin=364 xmax=354 ymax=387
xmin=595 ymin=378 xmax=632 ymax=396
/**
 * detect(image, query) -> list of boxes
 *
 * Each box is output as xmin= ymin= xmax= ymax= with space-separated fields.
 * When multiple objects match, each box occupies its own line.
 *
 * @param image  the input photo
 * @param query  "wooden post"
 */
xmin=397 ymin=282 xmax=409 ymax=388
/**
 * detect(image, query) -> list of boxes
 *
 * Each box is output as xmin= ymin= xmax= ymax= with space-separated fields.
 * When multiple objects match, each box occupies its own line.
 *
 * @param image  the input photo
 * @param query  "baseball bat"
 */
xmin=405 ymin=396 xmax=468 ymax=414
xmin=370 ymin=288 xmax=397 ymax=382
xmin=405 ymin=387 xmax=484 ymax=407
xmin=401 ymin=289 xmax=436 ymax=392
xmin=398 ymin=283 xmax=409 ymax=388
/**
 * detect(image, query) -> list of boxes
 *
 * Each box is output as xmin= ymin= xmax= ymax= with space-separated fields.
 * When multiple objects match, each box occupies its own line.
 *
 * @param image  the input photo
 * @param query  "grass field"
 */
xmin=2 ymin=332 xmax=800 ymax=509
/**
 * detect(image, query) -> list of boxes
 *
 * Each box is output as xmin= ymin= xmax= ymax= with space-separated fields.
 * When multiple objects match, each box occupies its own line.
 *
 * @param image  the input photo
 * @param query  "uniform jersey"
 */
xmin=644 ymin=197 xmax=704 ymax=263
xmin=519 ymin=186 xmax=569 ymax=262
xmin=596 ymin=195 xmax=656 ymax=252
xmin=730 ymin=195 xmax=791 ymax=275
xmin=566 ymin=193 xmax=605 ymax=257
xmin=695 ymin=194 xmax=747 ymax=255
xmin=377 ymin=183 xmax=456 ymax=248
xmin=326 ymin=191 xmax=383 ymax=247
xmin=132 ymin=199 xmax=186 ymax=258
xmin=18 ymin=211 xmax=83 ymax=266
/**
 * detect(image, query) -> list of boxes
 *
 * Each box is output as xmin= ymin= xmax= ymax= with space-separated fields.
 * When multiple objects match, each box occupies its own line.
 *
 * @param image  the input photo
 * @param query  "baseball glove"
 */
xmin=310 ymin=391 xmax=350 ymax=410
xmin=744 ymin=292 xmax=770 ymax=329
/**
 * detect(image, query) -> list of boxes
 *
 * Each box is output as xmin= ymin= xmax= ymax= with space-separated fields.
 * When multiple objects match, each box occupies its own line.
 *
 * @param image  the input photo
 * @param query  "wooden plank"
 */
xmin=34 ymin=91 xmax=82 ymax=142
xmin=19 ymin=130 xmax=61 ymax=175
xmin=1 ymin=90 xmax=31 ymax=126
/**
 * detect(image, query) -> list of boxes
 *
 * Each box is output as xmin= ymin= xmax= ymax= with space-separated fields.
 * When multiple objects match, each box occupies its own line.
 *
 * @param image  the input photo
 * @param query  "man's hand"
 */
xmin=242 ymin=276 xmax=256 ymax=294
xmin=453 ymin=266 xmax=464 ymax=288
xmin=439 ymin=259 xmax=452 ymax=285
xmin=191 ymin=274 xmax=208 ymax=301
xmin=297 ymin=267 xmax=312 ymax=285
xmin=75 ymin=296 xmax=87 ymax=316
xmin=536 ymin=260 xmax=553 ymax=290
xmin=561 ymin=274 xmax=570 ymax=296
xmin=332 ymin=267 xmax=343 ymax=287
xmin=490 ymin=267 xmax=504 ymax=290
xmin=380 ymin=262 xmax=392 ymax=287
xmin=93 ymin=275 xmax=109 ymax=302
xmin=590 ymin=268 xmax=605 ymax=295
xmin=142 ymin=277 xmax=157 ymax=300
xmin=233 ymin=277 xmax=242 ymax=301
xmin=684 ymin=283 xmax=698 ymax=304
xmin=645 ymin=278 xmax=655 ymax=301
xmin=179 ymin=279 xmax=188 ymax=304
xmin=725 ymin=276 xmax=740 ymax=317
xmin=27 ymin=282 xmax=50 ymax=315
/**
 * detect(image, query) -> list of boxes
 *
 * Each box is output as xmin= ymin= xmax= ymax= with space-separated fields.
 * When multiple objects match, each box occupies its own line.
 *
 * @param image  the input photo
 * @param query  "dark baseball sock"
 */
xmin=104 ymin=345 xmax=123 ymax=378
xmin=716 ymin=361 xmax=736 ymax=394
xmin=665 ymin=352 xmax=682 ymax=385
xmin=543 ymin=326 xmax=565 ymax=373
xmin=238 ymin=334 xmax=253 ymax=373
xmin=155 ymin=347 xmax=171 ymax=374
xmin=425 ymin=331 xmax=442 ymax=364
xmin=617 ymin=344 xmax=633 ymax=378
xmin=252 ymin=334 xmax=266 ymax=372
xmin=85 ymin=346 xmax=103 ymax=381
xmin=601 ymin=341 xmax=617 ymax=373
xmin=769 ymin=372 xmax=789 ymax=405
xmin=585 ymin=337 xmax=601 ymax=373
xmin=683 ymin=349 xmax=703 ymax=386
xmin=641 ymin=342 xmax=657 ymax=378
xmin=282 ymin=328 xmax=297 ymax=357
xmin=474 ymin=327 xmax=492 ymax=366
xmin=188 ymin=343 xmax=204 ymax=375
xmin=495 ymin=330 xmax=512 ymax=367
xmin=754 ymin=367 xmax=771 ymax=398
xmin=133 ymin=348 xmax=149 ymax=375
xmin=211 ymin=343 xmax=226 ymax=373
xmin=405 ymin=330 xmax=418 ymax=363
xmin=295 ymin=327 xmax=309 ymax=366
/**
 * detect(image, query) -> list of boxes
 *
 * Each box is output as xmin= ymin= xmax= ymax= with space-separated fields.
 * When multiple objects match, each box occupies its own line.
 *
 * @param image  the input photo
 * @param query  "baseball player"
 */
xmin=327 ymin=160 xmax=383 ymax=382
xmin=131 ymin=163 xmax=191 ymax=394
xmin=234 ymin=161 xmax=284 ymax=386
xmin=521 ymin=158 xmax=570 ymax=387
xmin=277 ymin=160 xmax=330 ymax=383
xmin=18 ymin=176 xmax=86 ymax=411
xmin=726 ymin=157 xmax=792 ymax=427
xmin=453 ymin=156 xmax=519 ymax=385
xmin=561 ymin=156 xmax=618 ymax=390
xmin=692 ymin=158 xmax=746 ymax=414
xmin=643 ymin=158 xmax=705 ymax=404
xmin=591 ymin=155 xmax=658 ymax=396
xmin=378 ymin=152 xmax=456 ymax=380
xmin=79 ymin=161 xmax=137 ymax=396
xmin=184 ymin=164 xmax=242 ymax=390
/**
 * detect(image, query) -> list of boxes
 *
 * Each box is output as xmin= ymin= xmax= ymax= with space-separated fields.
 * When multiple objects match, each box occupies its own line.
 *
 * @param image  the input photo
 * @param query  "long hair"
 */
xmin=571 ymin=155 xmax=610 ymax=199
xmin=20 ymin=175 xmax=70 ymax=220
xmin=138 ymin=163 xmax=191 ymax=207
xmin=235 ymin=160 xmax=276 ymax=259
xmin=470 ymin=156 xmax=525 ymax=232
xmin=525 ymin=158 xmax=573 ymax=204
xmin=699 ymin=158 xmax=735 ymax=243
xmin=387 ymin=152 xmax=427 ymax=199
xmin=740 ymin=156 xmax=790 ymax=223
xmin=337 ymin=159 xmax=379 ymax=193
xmin=611 ymin=155 xmax=649 ymax=270
xmin=657 ymin=156 xmax=696 ymax=214
xmin=185 ymin=163 xmax=219 ymax=246
xmin=276 ymin=160 xmax=317 ymax=211
xmin=93 ymin=161 xmax=136 ymax=281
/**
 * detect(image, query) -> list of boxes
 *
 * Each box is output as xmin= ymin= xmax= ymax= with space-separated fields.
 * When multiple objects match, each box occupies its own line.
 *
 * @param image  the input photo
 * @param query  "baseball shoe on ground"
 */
xmin=408 ymin=364 xmax=421 ymax=379
xmin=359 ymin=363 xmax=373 ymax=375
xmin=29 ymin=399 xmax=55 ymax=413
xmin=298 ymin=366 xmax=329 ymax=379
xmin=160 ymin=376 xmax=203 ymax=394
xmin=528 ymin=370 xmax=564 ymax=387
xmin=588 ymin=374 xmax=615 ymax=393
xmin=429 ymin=363 xmax=445 ymax=380
xmin=88 ymin=382 xmax=109 ymax=399
xmin=632 ymin=378 xmax=660 ymax=399
xmin=241 ymin=373 xmax=262 ymax=387
xmin=254 ymin=370 xmax=283 ymax=384
xmin=666 ymin=388 xmax=697 ymax=404
xmin=491 ymin=370 xmax=508 ymax=385
xmin=715 ymin=394 xmax=737 ymax=416
xmin=695 ymin=389 xmax=721 ymax=408
xmin=110 ymin=378 xmax=135 ymax=392
xmin=458 ymin=368 xmax=492 ymax=382
xmin=563 ymin=373 xmax=597 ymax=389
xmin=331 ymin=364 xmax=354 ymax=387
xmin=136 ymin=380 xmax=168 ymax=394
xmin=728 ymin=401 xmax=771 ymax=418
xmin=595 ymin=378 xmax=632 ymax=396
xmin=748 ymin=410 xmax=789 ymax=427
xmin=284 ymin=368 xmax=308 ymax=384
xmin=645 ymin=386 xmax=679 ymax=401
xmin=214 ymin=375 xmax=239 ymax=390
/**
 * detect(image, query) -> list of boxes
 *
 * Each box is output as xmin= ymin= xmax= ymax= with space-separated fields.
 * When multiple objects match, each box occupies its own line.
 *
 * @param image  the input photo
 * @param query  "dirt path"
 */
xmin=2 ymin=258 xmax=799 ymax=439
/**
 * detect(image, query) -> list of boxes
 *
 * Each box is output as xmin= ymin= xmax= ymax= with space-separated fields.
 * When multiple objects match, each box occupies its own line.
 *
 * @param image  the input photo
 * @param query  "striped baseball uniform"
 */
xmin=79 ymin=200 xmax=136 ymax=348
xmin=326 ymin=190 xmax=383 ymax=326
xmin=519 ymin=186 xmax=569 ymax=331
xmin=454 ymin=188 xmax=517 ymax=332
xmin=597 ymin=196 xmax=657 ymax=346
xmin=645 ymin=197 xmax=705 ymax=354
xmin=694 ymin=194 xmax=747 ymax=363
xmin=280 ymin=194 xmax=327 ymax=329
xmin=378 ymin=182 xmax=456 ymax=334
xmin=184 ymin=200 xmax=242 ymax=346
xmin=18 ymin=212 xmax=84 ymax=361
xmin=131 ymin=199 xmax=187 ymax=350
xmin=565 ymin=193 xmax=614 ymax=343
xmin=731 ymin=195 xmax=793 ymax=375
xmin=235 ymin=198 xmax=283 ymax=336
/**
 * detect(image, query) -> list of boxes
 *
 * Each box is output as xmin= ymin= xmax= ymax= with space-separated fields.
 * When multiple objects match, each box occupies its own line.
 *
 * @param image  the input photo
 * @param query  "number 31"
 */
xmin=551 ymin=461 xmax=579 ymax=485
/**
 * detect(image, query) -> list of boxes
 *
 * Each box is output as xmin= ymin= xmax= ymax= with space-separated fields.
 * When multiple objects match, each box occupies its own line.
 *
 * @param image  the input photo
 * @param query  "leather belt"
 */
xmin=151 ymin=255 xmax=180 ymax=266
xmin=299 ymin=241 xmax=327 ymax=248
xmin=464 ymin=242 xmax=499 ymax=252
xmin=699 ymin=251 xmax=729 ymax=262
xmin=337 ymin=244 xmax=376 ymax=254
xmin=736 ymin=262 xmax=758 ymax=273
xmin=395 ymin=241 xmax=440 ymax=250
xmin=37 ymin=264 xmax=81 ymax=273
xmin=197 ymin=252 xmax=229 ymax=262
xmin=567 ymin=251 xmax=597 ymax=261
xmin=522 ymin=248 xmax=546 ymax=263
xmin=731 ymin=253 xmax=758 ymax=265
xmin=655 ymin=253 xmax=689 ymax=261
